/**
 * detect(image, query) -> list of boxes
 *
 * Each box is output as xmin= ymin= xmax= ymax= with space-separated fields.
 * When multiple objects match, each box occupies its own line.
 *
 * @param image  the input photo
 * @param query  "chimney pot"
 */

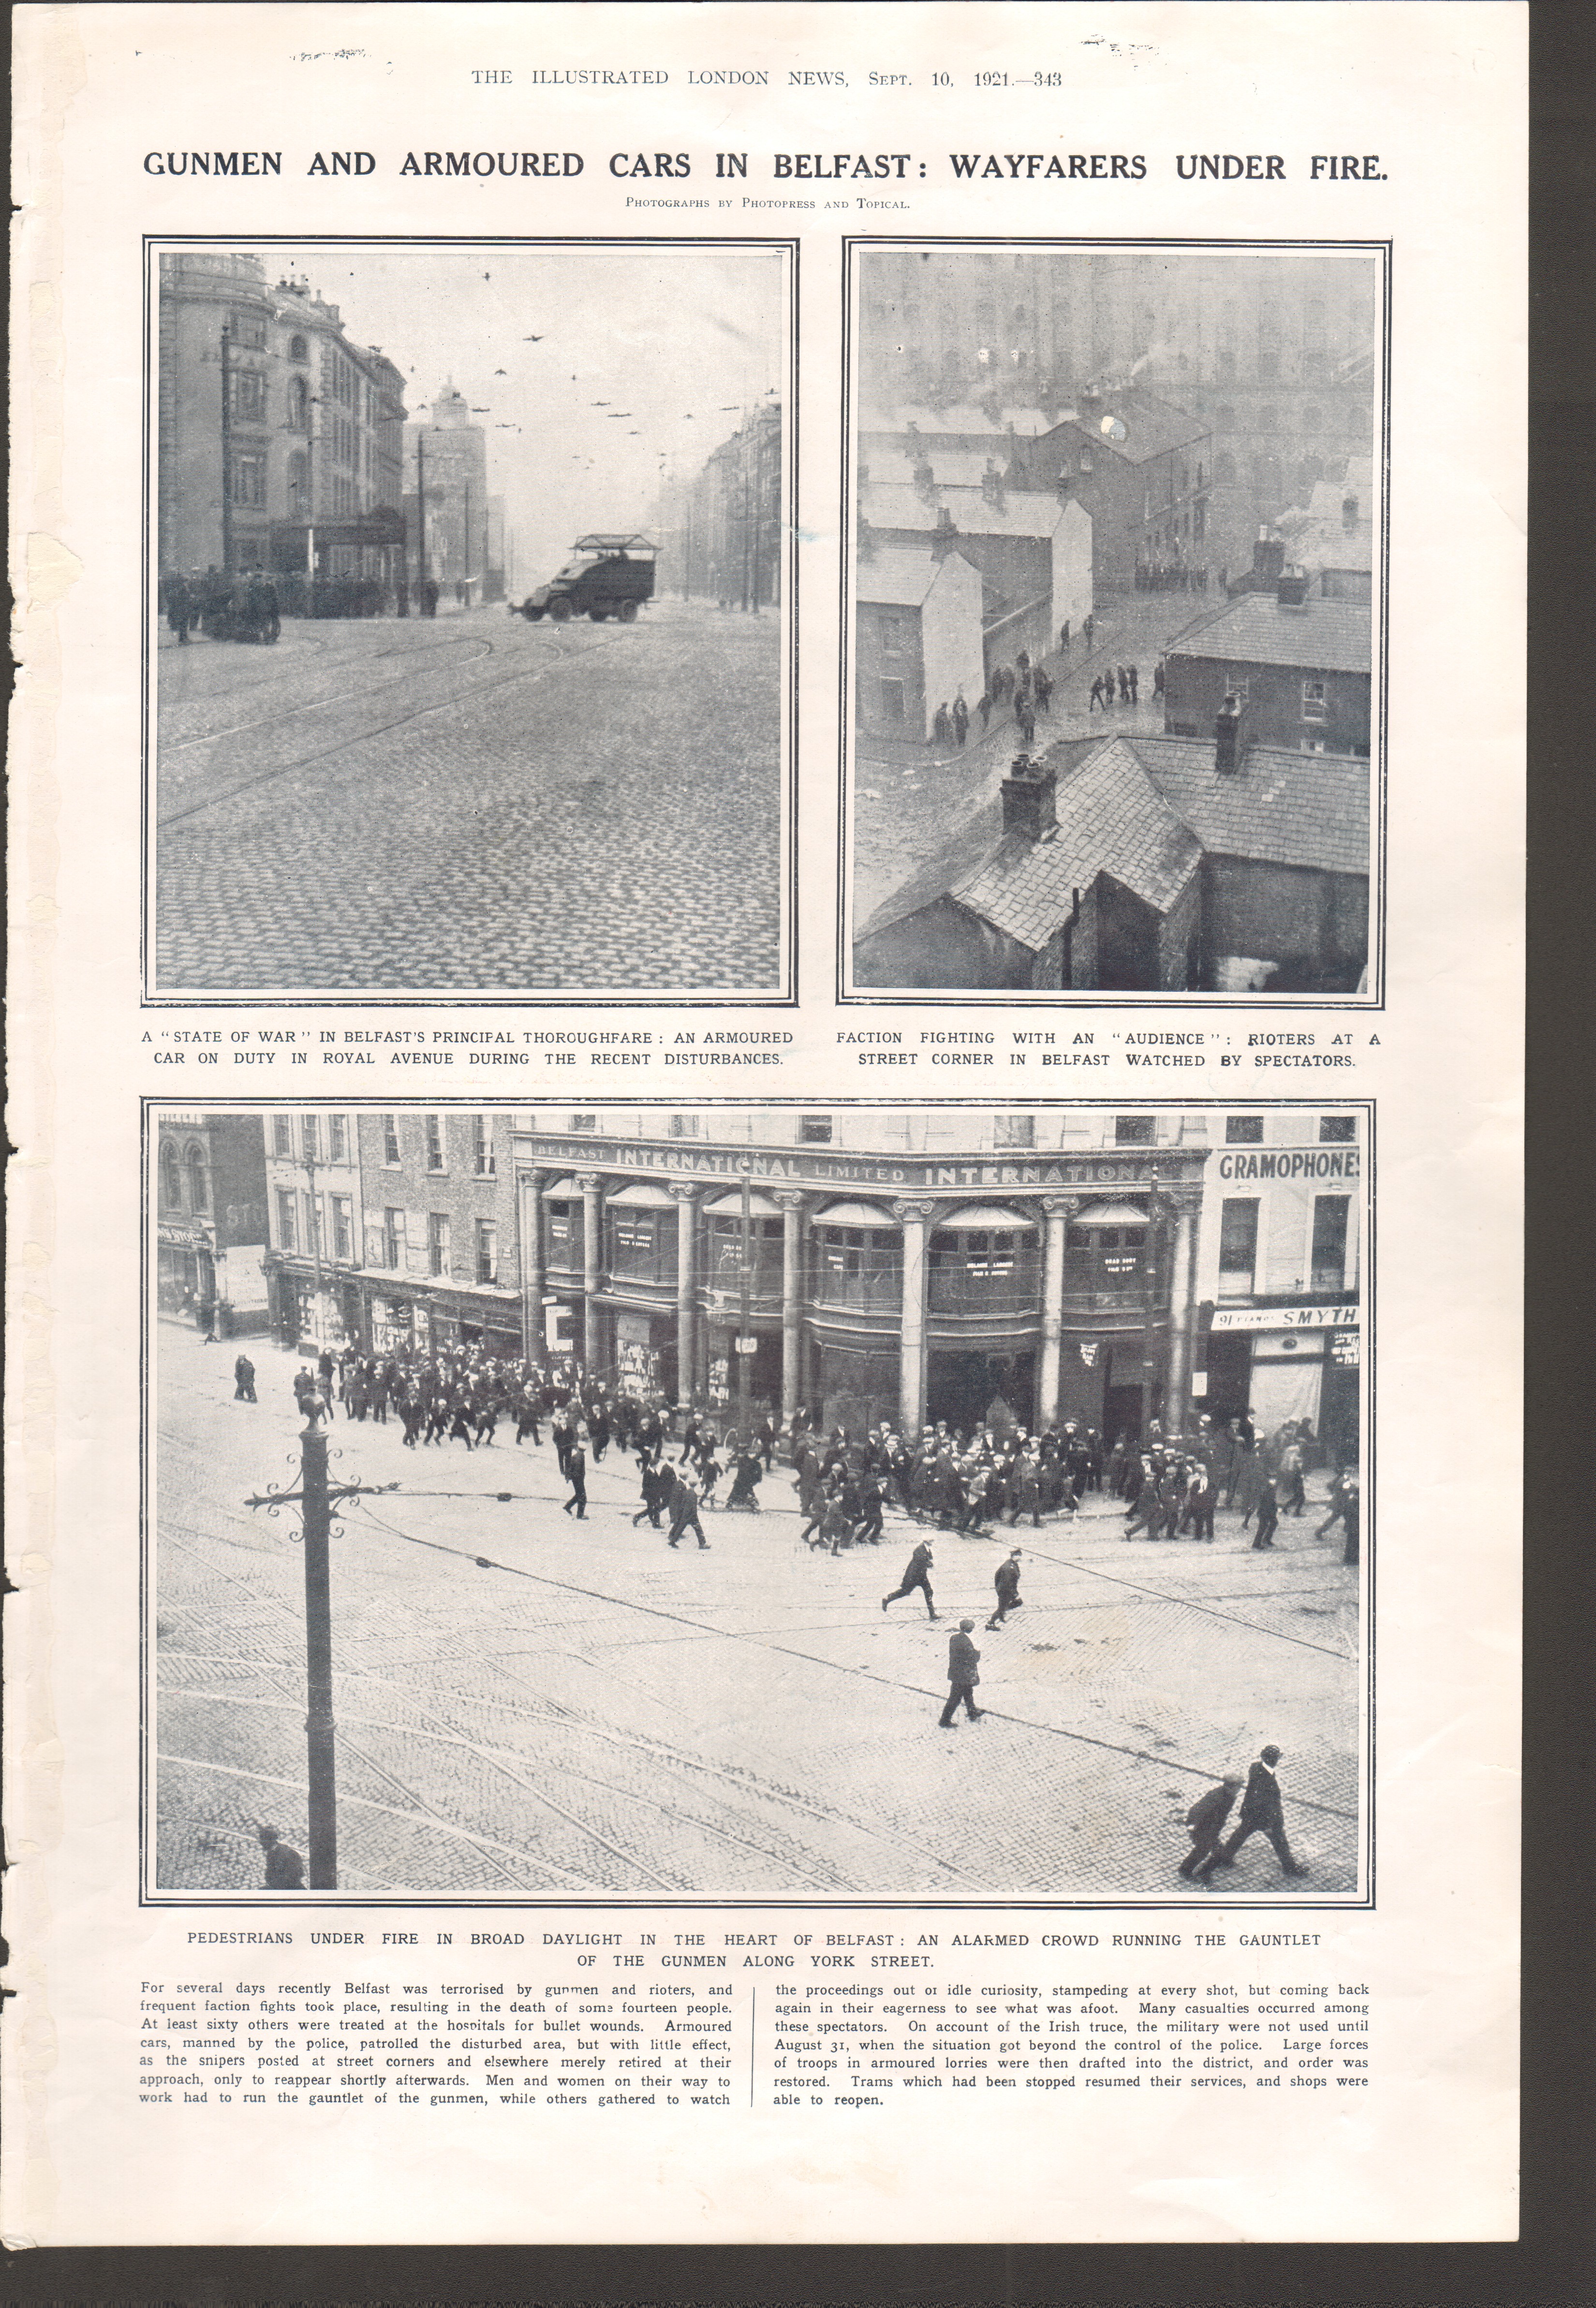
xmin=1215 ymin=693 xmax=1248 ymax=774
xmin=1001 ymin=753 xmax=1058 ymax=842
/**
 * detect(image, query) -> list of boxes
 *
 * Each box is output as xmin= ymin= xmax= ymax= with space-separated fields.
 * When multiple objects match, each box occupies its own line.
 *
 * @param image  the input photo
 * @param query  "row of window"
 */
xmin=268 ymin=1111 xmax=1354 ymax=1163
xmin=276 ymin=1193 xmax=502 ymax=1285
xmin=1219 ymin=1193 xmax=1351 ymax=1296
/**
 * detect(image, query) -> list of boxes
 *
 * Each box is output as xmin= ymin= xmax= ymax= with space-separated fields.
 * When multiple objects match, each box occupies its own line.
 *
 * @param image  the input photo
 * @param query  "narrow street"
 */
xmin=852 ymin=588 xmax=1217 ymax=925
xmin=155 ymin=1323 xmax=1361 ymax=1903
xmin=154 ymin=600 xmax=784 ymax=994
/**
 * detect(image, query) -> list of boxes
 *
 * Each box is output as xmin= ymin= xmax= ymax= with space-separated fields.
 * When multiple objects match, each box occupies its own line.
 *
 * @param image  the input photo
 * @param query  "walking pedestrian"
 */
xmin=938 ymin=1620 xmax=983 ymax=1727
xmin=883 ymin=1539 xmax=937 ymax=1620
xmin=1117 ymin=664 xmax=1130 ymax=704
xmin=1083 ymin=611 xmax=1094 ymax=648
xmin=1178 ymin=1773 xmax=1243 ymax=1878
xmin=1015 ymin=692 xmax=1035 ymax=745
xmin=952 ymin=691 xmax=969 ymax=748
xmin=1089 ymin=675 xmax=1106 ymax=712
xmin=232 ymin=1353 xmax=256 ymax=1402
xmin=562 ymin=1436 xmax=588 ymax=1518
xmin=931 ymin=701 xmax=953 ymax=748
xmin=1059 ymin=619 xmax=1070 ymax=653
xmin=1127 ymin=664 xmax=1139 ymax=704
xmin=666 ymin=1467 xmax=710 ymax=1549
xmin=1198 ymin=1745 xmax=1309 ymax=1880
xmin=986 ymin=1549 xmax=1024 ymax=1629
xmin=977 ymin=689 xmax=992 ymax=732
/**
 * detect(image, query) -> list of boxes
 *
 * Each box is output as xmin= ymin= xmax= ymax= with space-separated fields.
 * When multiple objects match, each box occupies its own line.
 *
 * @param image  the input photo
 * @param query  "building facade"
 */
xmin=1193 ymin=1108 xmax=1363 ymax=1466
xmin=401 ymin=386 xmax=491 ymax=603
xmin=855 ymin=545 xmax=985 ymax=739
xmin=655 ymin=403 xmax=783 ymax=609
xmin=1162 ymin=576 xmax=1373 ymax=757
xmin=512 ymin=1106 xmax=1230 ymax=1444
xmin=857 ymin=248 xmax=1378 ymax=581
xmin=157 ymin=252 xmax=407 ymax=586
xmin=155 ymin=1113 xmax=271 ymax=1335
xmin=861 ymin=475 xmax=1094 ymax=680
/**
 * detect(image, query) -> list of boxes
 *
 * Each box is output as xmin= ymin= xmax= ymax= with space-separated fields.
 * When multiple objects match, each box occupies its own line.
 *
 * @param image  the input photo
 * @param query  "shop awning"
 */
xmin=703 ymin=1187 xmax=785 ymax=1217
xmin=813 ymin=1199 xmax=899 ymax=1227
xmin=936 ymin=1203 xmax=1037 ymax=1231
xmin=604 ymin=1181 xmax=680 ymax=1208
xmin=1070 ymin=1200 xmax=1151 ymax=1228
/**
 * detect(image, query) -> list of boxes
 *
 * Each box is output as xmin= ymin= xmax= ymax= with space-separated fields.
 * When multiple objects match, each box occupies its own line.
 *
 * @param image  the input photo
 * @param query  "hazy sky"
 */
xmin=272 ymin=243 xmax=784 ymax=578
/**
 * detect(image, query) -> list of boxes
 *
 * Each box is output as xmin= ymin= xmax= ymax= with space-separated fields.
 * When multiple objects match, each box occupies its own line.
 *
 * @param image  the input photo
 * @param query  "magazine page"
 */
xmin=5 ymin=0 xmax=1522 ymax=2249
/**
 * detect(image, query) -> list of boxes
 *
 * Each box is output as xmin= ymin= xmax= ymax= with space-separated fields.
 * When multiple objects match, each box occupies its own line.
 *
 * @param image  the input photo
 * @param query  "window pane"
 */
xmin=1225 ymin=1115 xmax=1264 ymax=1144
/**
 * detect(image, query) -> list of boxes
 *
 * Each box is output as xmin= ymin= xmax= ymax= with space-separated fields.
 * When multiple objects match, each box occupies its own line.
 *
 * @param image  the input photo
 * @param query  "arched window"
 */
xmin=160 ymin=1143 xmax=181 ymax=1210
xmin=186 ymin=1144 xmax=209 ymax=1211
xmin=288 ymin=375 xmax=309 ymax=430
xmin=289 ymin=333 xmax=309 ymax=362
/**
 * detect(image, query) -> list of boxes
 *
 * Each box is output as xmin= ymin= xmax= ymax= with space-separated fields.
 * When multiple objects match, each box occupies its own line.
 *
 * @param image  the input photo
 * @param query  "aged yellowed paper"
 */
xmin=6 ymin=1 xmax=1522 ymax=2247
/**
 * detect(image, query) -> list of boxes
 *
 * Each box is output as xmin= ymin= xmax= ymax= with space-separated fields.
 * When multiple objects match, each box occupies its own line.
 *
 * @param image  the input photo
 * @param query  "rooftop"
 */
xmin=1031 ymin=391 xmax=1211 ymax=469
xmin=861 ymin=731 xmax=1370 ymax=954
xmin=1164 ymin=589 xmax=1373 ymax=674
xmin=856 ymin=546 xmax=979 ymax=607
xmin=862 ymin=480 xmax=1073 ymax=540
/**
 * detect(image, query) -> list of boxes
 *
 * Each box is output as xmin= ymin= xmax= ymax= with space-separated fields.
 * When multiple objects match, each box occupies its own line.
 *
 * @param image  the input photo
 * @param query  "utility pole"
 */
xmin=463 ymin=476 xmax=472 ymax=606
xmin=245 ymin=1415 xmax=397 ymax=1891
xmin=220 ymin=324 xmax=233 ymax=576
xmin=416 ymin=431 xmax=427 ymax=583
xmin=737 ymin=1162 xmax=753 ymax=1448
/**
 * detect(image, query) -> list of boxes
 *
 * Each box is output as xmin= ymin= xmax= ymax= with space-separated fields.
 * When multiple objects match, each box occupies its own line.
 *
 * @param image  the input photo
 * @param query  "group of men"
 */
xmin=1088 ymin=662 xmax=1140 ymax=710
xmin=160 ymin=567 xmax=279 ymax=645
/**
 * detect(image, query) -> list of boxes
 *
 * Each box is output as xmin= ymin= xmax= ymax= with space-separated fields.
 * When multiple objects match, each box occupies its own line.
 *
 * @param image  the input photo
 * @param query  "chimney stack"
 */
xmin=1001 ymin=752 xmax=1058 ymax=842
xmin=1276 ymin=567 xmax=1310 ymax=609
xmin=1342 ymin=493 xmax=1359 ymax=532
xmin=930 ymin=506 xmax=958 ymax=561
xmin=1251 ymin=535 xmax=1286 ymax=586
xmin=1215 ymin=693 xmax=1249 ymax=774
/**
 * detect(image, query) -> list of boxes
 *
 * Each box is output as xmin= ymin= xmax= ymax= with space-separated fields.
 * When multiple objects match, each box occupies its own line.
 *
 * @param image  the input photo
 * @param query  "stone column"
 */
xmin=577 ymin=1172 xmax=604 ymax=1376
xmin=892 ymin=1199 xmax=936 ymax=1439
xmin=669 ymin=1184 xmax=700 ymax=1405
xmin=1165 ymin=1189 xmax=1201 ymax=1435
xmin=1037 ymin=1193 xmax=1079 ymax=1430
xmin=517 ymin=1167 xmax=546 ymax=1362
xmin=776 ymin=1191 xmax=807 ymax=1424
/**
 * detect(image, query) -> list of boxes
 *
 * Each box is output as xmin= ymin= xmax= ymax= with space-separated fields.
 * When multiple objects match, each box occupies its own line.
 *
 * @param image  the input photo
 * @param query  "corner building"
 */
xmin=513 ymin=1105 xmax=1226 ymax=1443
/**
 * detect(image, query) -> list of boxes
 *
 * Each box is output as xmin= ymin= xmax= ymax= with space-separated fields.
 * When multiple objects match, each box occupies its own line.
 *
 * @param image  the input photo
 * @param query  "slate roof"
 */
xmin=1033 ymin=391 xmax=1209 ymax=469
xmin=1164 ymin=590 xmax=1372 ymax=675
xmin=862 ymin=481 xmax=1067 ymax=541
xmin=947 ymin=741 xmax=1203 ymax=947
xmin=859 ymin=730 xmax=1370 ymax=955
xmin=1127 ymin=737 xmax=1371 ymax=879
xmin=856 ymin=548 xmax=976 ymax=608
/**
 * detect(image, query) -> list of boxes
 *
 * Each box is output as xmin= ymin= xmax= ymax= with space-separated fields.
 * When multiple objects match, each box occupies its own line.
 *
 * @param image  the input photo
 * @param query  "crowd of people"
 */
xmin=269 ymin=1340 xmax=1358 ymax=1570
xmin=160 ymin=567 xmax=281 ymax=646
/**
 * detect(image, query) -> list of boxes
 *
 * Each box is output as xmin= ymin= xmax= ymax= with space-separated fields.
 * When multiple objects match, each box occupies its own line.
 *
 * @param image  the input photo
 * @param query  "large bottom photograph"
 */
xmin=148 ymin=1097 xmax=1367 ymax=1903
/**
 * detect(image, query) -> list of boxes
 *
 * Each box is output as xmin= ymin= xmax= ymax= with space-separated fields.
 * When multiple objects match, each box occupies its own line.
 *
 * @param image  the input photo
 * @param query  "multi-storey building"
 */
xmin=401 ymin=385 xmax=491 ymax=602
xmin=260 ymin=1109 xmax=367 ymax=1350
xmin=352 ymin=1109 xmax=522 ymax=1357
xmin=157 ymin=251 xmax=407 ymax=586
xmin=857 ymin=248 xmax=1378 ymax=581
xmin=1194 ymin=1107 xmax=1363 ymax=1466
xmin=1162 ymin=571 xmax=1373 ymax=758
xmin=512 ymin=1105 xmax=1226 ymax=1444
xmin=655 ymin=403 xmax=783 ymax=608
xmin=154 ymin=1112 xmax=270 ymax=1335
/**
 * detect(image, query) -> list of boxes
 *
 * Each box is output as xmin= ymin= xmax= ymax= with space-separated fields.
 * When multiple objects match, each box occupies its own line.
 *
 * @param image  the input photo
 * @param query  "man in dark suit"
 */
xmin=1179 ymin=1772 xmax=1243 ymax=1877
xmin=986 ymin=1549 xmax=1024 ymax=1630
xmin=883 ymin=1539 xmax=936 ymax=1620
xmin=939 ymin=1621 xmax=983 ymax=1727
xmin=1197 ymin=1744 xmax=1309 ymax=1879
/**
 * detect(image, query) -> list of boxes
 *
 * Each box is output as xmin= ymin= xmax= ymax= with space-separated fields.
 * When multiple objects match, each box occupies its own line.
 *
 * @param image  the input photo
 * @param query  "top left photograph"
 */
xmin=147 ymin=237 xmax=795 ymax=1001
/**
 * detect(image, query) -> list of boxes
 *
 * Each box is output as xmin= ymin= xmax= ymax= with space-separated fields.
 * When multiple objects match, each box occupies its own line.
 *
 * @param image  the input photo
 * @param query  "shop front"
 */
xmin=1200 ymin=1302 xmax=1361 ymax=1464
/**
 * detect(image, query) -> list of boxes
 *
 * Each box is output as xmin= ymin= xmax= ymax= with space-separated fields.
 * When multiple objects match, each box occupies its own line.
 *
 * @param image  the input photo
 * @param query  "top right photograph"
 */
xmin=845 ymin=241 xmax=1385 ymax=1002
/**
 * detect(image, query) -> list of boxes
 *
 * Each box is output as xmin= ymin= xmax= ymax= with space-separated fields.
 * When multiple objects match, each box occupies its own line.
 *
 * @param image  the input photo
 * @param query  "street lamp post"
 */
xmin=220 ymin=324 xmax=234 ymax=576
xmin=738 ymin=1164 xmax=754 ymax=1448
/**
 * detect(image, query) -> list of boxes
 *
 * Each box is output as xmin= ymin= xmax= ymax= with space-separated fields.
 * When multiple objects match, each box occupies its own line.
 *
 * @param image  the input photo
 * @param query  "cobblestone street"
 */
xmin=154 ymin=602 xmax=783 ymax=994
xmin=852 ymin=589 xmax=1213 ymax=924
xmin=155 ymin=1324 xmax=1362 ymax=1904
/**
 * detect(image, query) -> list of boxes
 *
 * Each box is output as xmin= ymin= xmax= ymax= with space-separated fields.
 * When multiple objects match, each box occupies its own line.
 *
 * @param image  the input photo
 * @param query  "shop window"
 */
xmin=382 ymin=1114 xmax=401 ymax=1165
xmin=425 ymin=1115 xmax=445 ymax=1172
xmin=814 ymin=1226 xmax=901 ymax=1311
xmin=185 ymin=1145 xmax=209 ymax=1211
xmin=473 ymin=1116 xmax=496 ymax=1176
xmin=428 ymin=1213 xmax=450 ymax=1278
xmin=929 ymin=1228 xmax=1038 ymax=1315
xmin=332 ymin=1197 xmax=354 ymax=1263
xmin=545 ymin=1204 xmax=582 ymax=1268
xmin=1319 ymin=1115 xmax=1357 ymax=1143
xmin=160 ymin=1143 xmax=182 ymax=1209
xmin=476 ymin=1220 xmax=499 ymax=1286
xmin=1064 ymin=1224 xmax=1150 ymax=1308
xmin=1311 ymin=1195 xmax=1351 ymax=1291
xmin=328 ymin=1115 xmax=347 ymax=1162
xmin=800 ymin=1115 xmax=833 ymax=1145
xmin=1218 ymin=1199 xmax=1259 ymax=1295
xmin=610 ymin=1211 xmax=674 ymax=1286
xmin=276 ymin=1189 xmax=297 ymax=1253
xmin=1114 ymin=1115 xmax=1154 ymax=1146
xmin=1226 ymin=1115 xmax=1265 ymax=1144
xmin=993 ymin=1114 xmax=1034 ymax=1149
